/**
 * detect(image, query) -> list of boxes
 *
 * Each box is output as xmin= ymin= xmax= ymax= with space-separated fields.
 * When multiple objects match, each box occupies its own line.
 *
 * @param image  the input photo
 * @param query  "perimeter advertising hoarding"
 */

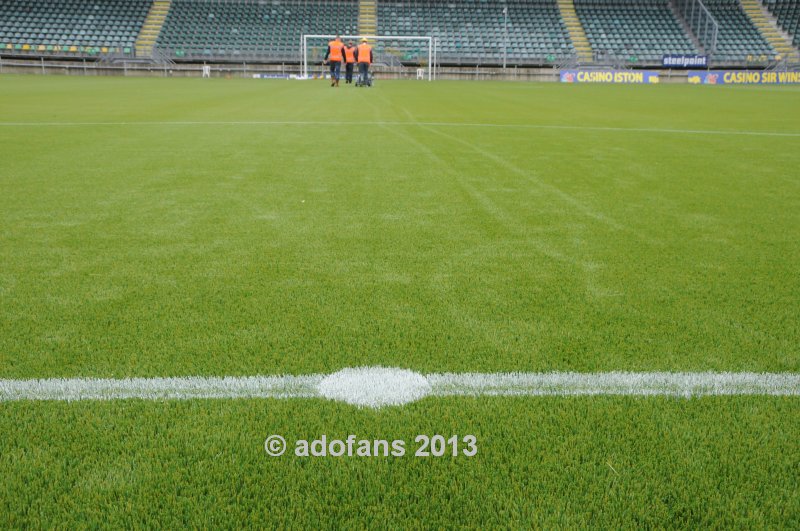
xmin=560 ymin=70 xmax=660 ymax=83
xmin=663 ymin=54 xmax=708 ymax=68
xmin=687 ymin=70 xmax=800 ymax=84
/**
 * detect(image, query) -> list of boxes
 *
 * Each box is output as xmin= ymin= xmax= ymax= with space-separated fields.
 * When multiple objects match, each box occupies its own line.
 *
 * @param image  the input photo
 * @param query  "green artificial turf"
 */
xmin=1 ymin=75 xmax=798 ymax=526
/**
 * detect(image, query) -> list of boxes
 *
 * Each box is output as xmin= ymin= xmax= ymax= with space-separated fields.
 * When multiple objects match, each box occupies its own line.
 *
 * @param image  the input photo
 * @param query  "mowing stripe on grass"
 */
xmin=1 ymin=370 xmax=798 ymax=407
xmin=0 ymin=120 xmax=798 ymax=137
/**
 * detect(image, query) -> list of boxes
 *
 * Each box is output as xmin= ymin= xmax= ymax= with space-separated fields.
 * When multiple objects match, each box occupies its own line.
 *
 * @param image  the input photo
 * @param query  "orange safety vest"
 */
xmin=344 ymin=46 xmax=356 ymax=63
xmin=357 ymin=43 xmax=372 ymax=64
xmin=328 ymin=40 xmax=344 ymax=62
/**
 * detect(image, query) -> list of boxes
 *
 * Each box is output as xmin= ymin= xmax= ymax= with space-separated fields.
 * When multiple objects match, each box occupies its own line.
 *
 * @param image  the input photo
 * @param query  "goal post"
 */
xmin=301 ymin=34 xmax=438 ymax=81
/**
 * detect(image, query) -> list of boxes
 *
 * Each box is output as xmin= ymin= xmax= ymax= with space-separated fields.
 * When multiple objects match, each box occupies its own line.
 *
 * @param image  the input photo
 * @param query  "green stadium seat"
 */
xmin=378 ymin=0 xmax=573 ymax=66
xmin=0 ymin=0 xmax=148 ymax=57
xmin=575 ymin=0 xmax=697 ymax=63
xmin=763 ymin=0 xmax=800 ymax=48
xmin=703 ymin=0 xmax=775 ymax=61
xmin=156 ymin=0 xmax=359 ymax=61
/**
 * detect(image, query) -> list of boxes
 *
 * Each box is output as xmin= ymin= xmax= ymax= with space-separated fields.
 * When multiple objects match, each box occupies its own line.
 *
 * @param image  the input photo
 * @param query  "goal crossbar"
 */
xmin=302 ymin=34 xmax=437 ymax=81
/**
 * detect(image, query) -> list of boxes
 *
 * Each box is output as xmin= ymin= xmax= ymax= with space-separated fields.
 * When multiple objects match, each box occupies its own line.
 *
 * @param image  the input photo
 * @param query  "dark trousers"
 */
xmin=345 ymin=63 xmax=354 ymax=83
xmin=358 ymin=63 xmax=370 ymax=85
xmin=329 ymin=61 xmax=342 ymax=80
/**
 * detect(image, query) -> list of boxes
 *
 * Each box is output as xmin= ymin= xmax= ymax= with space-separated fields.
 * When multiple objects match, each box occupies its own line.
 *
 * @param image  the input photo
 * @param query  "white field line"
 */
xmin=0 ymin=375 xmax=322 ymax=402
xmin=1 ymin=372 xmax=798 ymax=404
xmin=0 ymin=120 xmax=798 ymax=137
xmin=426 ymin=372 xmax=800 ymax=397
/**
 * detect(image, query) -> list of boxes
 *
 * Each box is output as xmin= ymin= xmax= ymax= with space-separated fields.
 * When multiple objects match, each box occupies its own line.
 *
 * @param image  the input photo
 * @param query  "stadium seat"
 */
xmin=156 ymin=0 xmax=359 ymax=61
xmin=763 ymin=0 xmax=800 ymax=48
xmin=703 ymin=0 xmax=776 ymax=61
xmin=0 ymin=0 xmax=149 ymax=57
xmin=378 ymin=0 xmax=573 ymax=65
xmin=154 ymin=0 xmax=572 ymax=65
xmin=574 ymin=0 xmax=698 ymax=63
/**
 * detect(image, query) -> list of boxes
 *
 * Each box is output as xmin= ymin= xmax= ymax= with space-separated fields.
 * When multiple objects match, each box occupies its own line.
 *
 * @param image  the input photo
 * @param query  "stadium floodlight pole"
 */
xmin=302 ymin=34 xmax=434 ymax=81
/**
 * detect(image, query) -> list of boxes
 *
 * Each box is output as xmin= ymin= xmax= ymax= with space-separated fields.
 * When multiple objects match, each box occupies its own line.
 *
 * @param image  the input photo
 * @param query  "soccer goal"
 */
xmin=301 ymin=34 xmax=438 ymax=81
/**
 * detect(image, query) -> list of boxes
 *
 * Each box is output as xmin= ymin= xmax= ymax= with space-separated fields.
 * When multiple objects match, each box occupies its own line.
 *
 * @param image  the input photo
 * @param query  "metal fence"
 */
xmin=674 ymin=0 xmax=719 ymax=57
xmin=0 ymin=56 xmax=566 ymax=81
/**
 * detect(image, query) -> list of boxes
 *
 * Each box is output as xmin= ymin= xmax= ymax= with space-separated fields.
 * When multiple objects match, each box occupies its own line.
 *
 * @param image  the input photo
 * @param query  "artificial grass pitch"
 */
xmin=1 ymin=75 xmax=799 ymax=526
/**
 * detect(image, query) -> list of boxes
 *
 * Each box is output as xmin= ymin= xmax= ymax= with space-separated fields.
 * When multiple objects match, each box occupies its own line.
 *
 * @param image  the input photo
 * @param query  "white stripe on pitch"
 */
xmin=0 ymin=375 xmax=321 ymax=402
xmin=1 ymin=371 xmax=798 ymax=404
xmin=0 ymin=120 xmax=798 ymax=137
xmin=426 ymin=372 xmax=800 ymax=397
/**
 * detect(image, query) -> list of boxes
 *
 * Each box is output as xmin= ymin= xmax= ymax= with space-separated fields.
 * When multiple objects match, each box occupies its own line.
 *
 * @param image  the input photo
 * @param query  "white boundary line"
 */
xmin=426 ymin=372 xmax=800 ymax=397
xmin=1 ymin=371 xmax=798 ymax=406
xmin=0 ymin=120 xmax=798 ymax=137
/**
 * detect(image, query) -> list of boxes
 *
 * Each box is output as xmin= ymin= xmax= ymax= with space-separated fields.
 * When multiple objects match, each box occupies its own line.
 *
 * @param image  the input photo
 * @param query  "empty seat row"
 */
xmin=378 ymin=0 xmax=573 ymax=65
xmin=575 ymin=0 xmax=697 ymax=62
xmin=763 ymin=0 xmax=800 ymax=47
xmin=156 ymin=0 xmax=358 ymax=59
xmin=0 ymin=0 xmax=149 ymax=55
xmin=704 ymin=0 xmax=775 ymax=61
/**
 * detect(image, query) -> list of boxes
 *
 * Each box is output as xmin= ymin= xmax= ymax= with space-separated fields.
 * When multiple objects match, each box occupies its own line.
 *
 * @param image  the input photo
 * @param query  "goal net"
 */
xmin=301 ymin=34 xmax=438 ymax=81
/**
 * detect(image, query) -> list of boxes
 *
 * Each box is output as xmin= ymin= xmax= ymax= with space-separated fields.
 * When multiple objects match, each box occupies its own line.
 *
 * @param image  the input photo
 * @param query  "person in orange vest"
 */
xmin=355 ymin=38 xmax=373 ymax=87
xmin=343 ymin=41 xmax=357 ymax=84
xmin=324 ymin=35 xmax=346 ymax=87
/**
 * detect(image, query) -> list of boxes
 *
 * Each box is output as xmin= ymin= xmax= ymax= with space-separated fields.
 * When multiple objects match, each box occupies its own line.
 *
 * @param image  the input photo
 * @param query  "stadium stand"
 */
xmin=0 ymin=0 xmax=793 ymax=67
xmin=558 ymin=0 xmax=593 ymax=62
xmin=136 ymin=0 xmax=171 ymax=57
xmin=763 ymin=0 xmax=800 ymax=48
xmin=740 ymin=0 xmax=795 ymax=59
xmin=155 ymin=0 xmax=358 ymax=61
xmin=154 ymin=0 xmax=572 ymax=65
xmin=359 ymin=0 xmax=378 ymax=35
xmin=0 ymin=0 xmax=150 ymax=56
xmin=703 ymin=0 xmax=775 ymax=61
xmin=377 ymin=0 xmax=574 ymax=65
xmin=574 ymin=0 xmax=697 ymax=64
